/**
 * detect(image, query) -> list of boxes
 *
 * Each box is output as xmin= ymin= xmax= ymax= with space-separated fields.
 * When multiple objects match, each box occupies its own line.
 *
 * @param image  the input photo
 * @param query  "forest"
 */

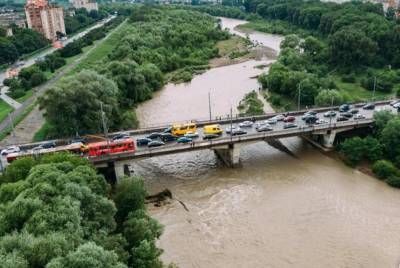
xmin=0 ymin=152 xmax=168 ymax=268
xmin=39 ymin=6 xmax=230 ymax=137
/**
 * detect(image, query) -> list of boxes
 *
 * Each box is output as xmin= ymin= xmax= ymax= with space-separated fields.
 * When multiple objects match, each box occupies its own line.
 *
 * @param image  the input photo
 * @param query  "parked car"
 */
xmin=160 ymin=133 xmax=177 ymax=142
xmin=239 ymin=121 xmax=253 ymax=128
xmin=137 ymin=138 xmax=152 ymax=146
xmin=283 ymin=123 xmax=298 ymax=129
xmin=323 ymin=111 xmax=337 ymax=117
xmin=232 ymin=128 xmax=247 ymax=135
xmin=354 ymin=114 xmax=366 ymax=120
xmin=184 ymin=131 xmax=199 ymax=138
xmin=362 ymin=103 xmax=375 ymax=110
xmin=256 ymin=125 xmax=273 ymax=132
xmin=147 ymin=140 xmax=165 ymax=148
xmin=112 ymin=132 xmax=130 ymax=141
xmin=203 ymin=134 xmax=219 ymax=140
xmin=177 ymin=137 xmax=192 ymax=143
xmin=349 ymin=108 xmax=359 ymax=114
xmin=265 ymin=118 xmax=277 ymax=124
xmin=146 ymin=132 xmax=162 ymax=140
xmin=337 ymin=116 xmax=349 ymax=122
xmin=339 ymin=104 xmax=351 ymax=112
xmin=1 ymin=146 xmax=20 ymax=155
xmin=283 ymin=116 xmax=296 ymax=122
xmin=340 ymin=112 xmax=353 ymax=118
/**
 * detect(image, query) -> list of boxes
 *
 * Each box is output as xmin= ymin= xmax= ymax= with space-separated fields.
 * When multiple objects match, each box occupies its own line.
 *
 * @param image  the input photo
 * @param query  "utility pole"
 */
xmin=297 ymin=84 xmax=301 ymax=111
xmin=372 ymin=76 xmax=377 ymax=101
xmin=208 ymin=91 xmax=212 ymax=121
xmin=100 ymin=102 xmax=111 ymax=152
xmin=8 ymin=113 xmax=15 ymax=137
xmin=329 ymin=95 xmax=334 ymax=129
xmin=230 ymin=106 xmax=233 ymax=143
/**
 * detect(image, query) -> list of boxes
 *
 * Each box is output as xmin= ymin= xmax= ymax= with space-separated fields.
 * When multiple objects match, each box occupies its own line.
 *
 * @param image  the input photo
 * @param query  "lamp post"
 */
xmin=208 ymin=91 xmax=212 ymax=121
xmin=329 ymin=95 xmax=334 ymax=129
xmin=230 ymin=106 xmax=233 ymax=143
xmin=297 ymin=83 xmax=301 ymax=111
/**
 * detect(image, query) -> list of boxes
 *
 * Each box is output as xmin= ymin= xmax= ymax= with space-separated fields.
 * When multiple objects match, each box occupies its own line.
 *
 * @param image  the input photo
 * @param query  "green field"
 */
xmin=0 ymin=100 xmax=14 ymax=123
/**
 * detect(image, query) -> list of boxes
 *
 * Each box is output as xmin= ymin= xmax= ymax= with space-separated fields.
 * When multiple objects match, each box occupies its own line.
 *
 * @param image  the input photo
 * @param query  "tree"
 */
xmin=130 ymin=240 xmax=163 ymax=268
xmin=315 ymin=89 xmax=343 ymax=106
xmin=0 ymin=37 xmax=18 ymax=64
xmin=39 ymin=70 xmax=123 ymax=136
xmin=373 ymin=110 xmax=395 ymax=136
xmin=380 ymin=118 xmax=400 ymax=162
xmin=280 ymin=34 xmax=301 ymax=49
xmin=372 ymin=160 xmax=399 ymax=180
xmin=339 ymin=137 xmax=366 ymax=166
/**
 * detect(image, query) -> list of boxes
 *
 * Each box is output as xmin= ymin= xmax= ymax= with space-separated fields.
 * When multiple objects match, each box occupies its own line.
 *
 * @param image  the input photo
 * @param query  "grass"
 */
xmin=237 ymin=20 xmax=311 ymax=37
xmin=33 ymin=121 xmax=52 ymax=142
xmin=216 ymin=35 xmax=250 ymax=58
xmin=16 ymin=90 xmax=34 ymax=103
xmin=0 ymin=100 xmax=14 ymax=123
xmin=0 ymin=102 xmax=36 ymax=142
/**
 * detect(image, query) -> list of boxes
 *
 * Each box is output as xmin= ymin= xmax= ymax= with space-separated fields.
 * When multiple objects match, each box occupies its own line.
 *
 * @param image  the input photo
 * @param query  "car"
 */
xmin=283 ymin=116 xmax=296 ymax=122
xmin=160 ymin=133 xmax=177 ymax=142
xmin=184 ymin=131 xmax=199 ymax=138
xmin=301 ymin=111 xmax=317 ymax=119
xmin=339 ymin=104 xmax=351 ymax=112
xmin=349 ymin=108 xmax=359 ymax=114
xmin=256 ymin=125 xmax=273 ymax=132
xmin=337 ymin=116 xmax=349 ymax=122
xmin=147 ymin=140 xmax=165 ymax=147
xmin=323 ymin=111 xmax=337 ymax=117
xmin=362 ymin=103 xmax=375 ymax=110
xmin=146 ymin=132 xmax=162 ymax=140
xmin=304 ymin=115 xmax=318 ymax=124
xmin=225 ymin=126 xmax=238 ymax=134
xmin=40 ymin=141 xmax=56 ymax=149
xmin=272 ymin=114 xmax=285 ymax=121
xmin=70 ymin=137 xmax=87 ymax=144
xmin=203 ymin=134 xmax=220 ymax=140
xmin=232 ymin=128 xmax=247 ymax=135
xmin=163 ymin=127 xmax=172 ymax=133
xmin=112 ymin=133 xmax=130 ymax=141
xmin=136 ymin=138 xmax=152 ymax=146
xmin=393 ymin=102 xmax=400 ymax=108
xmin=340 ymin=112 xmax=353 ymax=118
xmin=390 ymin=100 xmax=400 ymax=106
xmin=254 ymin=122 xmax=266 ymax=129
xmin=265 ymin=118 xmax=277 ymax=124
xmin=315 ymin=119 xmax=328 ymax=124
xmin=239 ymin=121 xmax=253 ymax=128
xmin=177 ymin=137 xmax=192 ymax=143
xmin=354 ymin=114 xmax=366 ymax=120
xmin=283 ymin=123 xmax=298 ymax=129
xmin=1 ymin=146 xmax=20 ymax=155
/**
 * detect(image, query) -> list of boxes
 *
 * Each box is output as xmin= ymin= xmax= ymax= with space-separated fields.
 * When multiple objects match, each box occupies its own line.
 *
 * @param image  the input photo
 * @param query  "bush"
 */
xmin=341 ymin=74 xmax=356 ymax=83
xmin=372 ymin=160 xmax=399 ymax=180
xmin=386 ymin=175 xmax=400 ymax=188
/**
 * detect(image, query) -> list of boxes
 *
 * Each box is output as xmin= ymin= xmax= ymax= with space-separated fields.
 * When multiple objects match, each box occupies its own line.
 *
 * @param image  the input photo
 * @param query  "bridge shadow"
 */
xmin=265 ymin=139 xmax=298 ymax=159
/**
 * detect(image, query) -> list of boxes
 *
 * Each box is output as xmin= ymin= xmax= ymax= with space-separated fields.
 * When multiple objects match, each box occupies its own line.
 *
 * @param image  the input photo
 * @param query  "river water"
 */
xmin=134 ymin=18 xmax=400 ymax=267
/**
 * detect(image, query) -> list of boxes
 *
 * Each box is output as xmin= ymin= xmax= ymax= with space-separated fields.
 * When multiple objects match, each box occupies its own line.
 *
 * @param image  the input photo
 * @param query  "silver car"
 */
xmin=239 ymin=121 xmax=253 ymax=128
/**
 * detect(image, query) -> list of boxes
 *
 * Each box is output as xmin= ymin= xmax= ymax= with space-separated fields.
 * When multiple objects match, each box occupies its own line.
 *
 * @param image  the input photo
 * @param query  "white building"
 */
xmin=71 ymin=0 xmax=98 ymax=11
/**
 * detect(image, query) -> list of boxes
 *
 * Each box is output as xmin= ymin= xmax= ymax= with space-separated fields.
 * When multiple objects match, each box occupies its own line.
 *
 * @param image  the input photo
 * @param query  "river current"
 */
xmin=133 ymin=18 xmax=400 ymax=267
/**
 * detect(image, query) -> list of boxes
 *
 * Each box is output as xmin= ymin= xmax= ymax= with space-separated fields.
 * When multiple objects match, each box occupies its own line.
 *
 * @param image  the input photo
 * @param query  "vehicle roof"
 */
xmin=88 ymin=138 xmax=134 ymax=148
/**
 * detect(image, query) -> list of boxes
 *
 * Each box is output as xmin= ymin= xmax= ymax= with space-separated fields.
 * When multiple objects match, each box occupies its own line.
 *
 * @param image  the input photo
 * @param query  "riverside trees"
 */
xmin=0 ymin=153 xmax=165 ymax=267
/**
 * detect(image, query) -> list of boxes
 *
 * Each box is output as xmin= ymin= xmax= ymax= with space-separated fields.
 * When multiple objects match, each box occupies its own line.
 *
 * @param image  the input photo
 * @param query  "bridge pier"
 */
xmin=321 ymin=130 xmax=337 ymax=149
xmin=213 ymin=143 xmax=241 ymax=167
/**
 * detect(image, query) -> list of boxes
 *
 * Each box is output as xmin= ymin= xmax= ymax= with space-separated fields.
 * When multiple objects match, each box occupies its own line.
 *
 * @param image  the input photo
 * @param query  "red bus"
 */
xmin=87 ymin=138 xmax=135 ymax=157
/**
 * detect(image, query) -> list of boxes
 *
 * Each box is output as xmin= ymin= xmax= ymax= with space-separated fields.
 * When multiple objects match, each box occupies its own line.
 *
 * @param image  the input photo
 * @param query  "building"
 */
xmin=71 ymin=0 xmax=98 ymax=12
xmin=24 ymin=0 xmax=66 ymax=41
xmin=0 ymin=12 xmax=26 ymax=32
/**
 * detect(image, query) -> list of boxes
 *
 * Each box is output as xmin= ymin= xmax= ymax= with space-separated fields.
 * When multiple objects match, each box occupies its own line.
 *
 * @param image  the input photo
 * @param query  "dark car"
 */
xmin=301 ymin=111 xmax=317 ymax=120
xmin=304 ymin=115 xmax=318 ymax=124
xmin=283 ymin=123 xmax=298 ymax=129
xmin=203 ymin=134 xmax=219 ymax=140
xmin=256 ymin=125 xmax=273 ymax=132
xmin=136 ymin=138 xmax=152 ymax=146
xmin=232 ymin=129 xmax=247 ymax=136
xmin=40 ymin=141 xmax=56 ymax=149
xmin=337 ymin=116 xmax=349 ymax=122
xmin=349 ymin=108 xmax=359 ymax=114
xmin=146 ymin=132 xmax=162 ymax=140
xmin=112 ymin=133 xmax=130 ymax=141
xmin=283 ymin=116 xmax=296 ymax=122
xmin=70 ymin=137 xmax=86 ymax=144
xmin=160 ymin=133 xmax=177 ymax=142
xmin=177 ymin=137 xmax=192 ymax=143
xmin=363 ymin=103 xmax=375 ymax=110
xmin=163 ymin=127 xmax=172 ymax=133
xmin=340 ymin=112 xmax=353 ymax=118
xmin=147 ymin=140 xmax=165 ymax=148
xmin=339 ymin=104 xmax=351 ymax=112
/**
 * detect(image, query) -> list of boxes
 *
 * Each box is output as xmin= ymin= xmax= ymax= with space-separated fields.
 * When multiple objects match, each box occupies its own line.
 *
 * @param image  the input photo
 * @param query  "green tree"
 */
xmin=373 ymin=110 xmax=395 ymax=136
xmin=372 ymin=160 xmax=399 ymax=180
xmin=380 ymin=118 xmax=400 ymax=162
xmin=280 ymin=34 xmax=301 ymax=49
xmin=314 ymin=89 xmax=343 ymax=106
xmin=339 ymin=137 xmax=366 ymax=166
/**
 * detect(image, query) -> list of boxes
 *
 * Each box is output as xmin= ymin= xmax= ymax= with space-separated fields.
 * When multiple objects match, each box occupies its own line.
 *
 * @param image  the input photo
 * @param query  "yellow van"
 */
xmin=171 ymin=123 xmax=197 ymax=136
xmin=204 ymin=124 xmax=223 ymax=135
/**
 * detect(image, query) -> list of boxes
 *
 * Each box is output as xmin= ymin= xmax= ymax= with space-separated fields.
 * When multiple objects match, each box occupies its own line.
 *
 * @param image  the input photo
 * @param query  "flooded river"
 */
xmin=134 ymin=18 xmax=400 ymax=267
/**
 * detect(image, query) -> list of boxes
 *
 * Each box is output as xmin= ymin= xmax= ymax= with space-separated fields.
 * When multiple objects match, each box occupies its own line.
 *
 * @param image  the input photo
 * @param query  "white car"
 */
xmin=390 ymin=100 xmax=400 ymax=106
xmin=272 ymin=114 xmax=285 ymax=121
xmin=354 ymin=114 xmax=366 ymax=120
xmin=184 ymin=131 xmax=199 ymax=138
xmin=315 ymin=119 xmax=328 ymax=124
xmin=1 ymin=146 xmax=20 ymax=155
xmin=265 ymin=118 xmax=277 ymax=124
xmin=225 ymin=126 xmax=238 ymax=134
xmin=239 ymin=121 xmax=253 ymax=128
xmin=393 ymin=102 xmax=400 ymax=108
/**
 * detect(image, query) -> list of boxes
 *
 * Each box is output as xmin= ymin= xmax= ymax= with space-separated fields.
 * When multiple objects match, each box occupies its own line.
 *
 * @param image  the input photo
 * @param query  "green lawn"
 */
xmin=0 ymin=102 xmax=36 ymax=141
xmin=0 ymin=100 xmax=14 ymax=123
xmin=16 ymin=89 xmax=34 ymax=103
xmin=333 ymin=78 xmax=393 ymax=102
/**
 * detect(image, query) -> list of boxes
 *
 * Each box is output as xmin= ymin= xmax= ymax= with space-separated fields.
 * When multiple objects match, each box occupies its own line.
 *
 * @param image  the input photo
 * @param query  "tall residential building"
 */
xmin=71 ymin=0 xmax=98 ymax=12
xmin=24 ymin=0 xmax=66 ymax=41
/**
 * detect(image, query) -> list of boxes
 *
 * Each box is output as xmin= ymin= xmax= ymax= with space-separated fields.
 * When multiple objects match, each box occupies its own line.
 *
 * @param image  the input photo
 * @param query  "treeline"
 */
xmin=0 ymin=153 xmax=166 ymax=267
xmin=64 ymin=7 xmax=108 ymax=34
xmin=39 ymin=6 xmax=229 ymax=137
xmin=0 ymin=26 xmax=49 ymax=65
xmin=3 ymin=16 xmax=123 ymax=100
xmin=339 ymin=111 xmax=400 ymax=188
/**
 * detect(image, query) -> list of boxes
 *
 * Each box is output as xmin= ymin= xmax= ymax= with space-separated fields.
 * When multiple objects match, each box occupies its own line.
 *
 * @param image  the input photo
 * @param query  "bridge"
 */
xmin=1 ymin=100 xmax=397 ymax=179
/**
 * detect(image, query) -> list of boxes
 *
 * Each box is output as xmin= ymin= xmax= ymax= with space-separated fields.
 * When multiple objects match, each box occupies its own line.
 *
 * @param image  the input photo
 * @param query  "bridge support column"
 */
xmin=322 ymin=130 xmax=337 ymax=149
xmin=213 ymin=143 xmax=241 ymax=167
xmin=114 ymin=161 xmax=133 ymax=179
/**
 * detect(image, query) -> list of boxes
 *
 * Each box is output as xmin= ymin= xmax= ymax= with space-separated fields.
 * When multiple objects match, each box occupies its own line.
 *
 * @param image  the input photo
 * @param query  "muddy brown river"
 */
xmin=133 ymin=18 xmax=400 ymax=267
